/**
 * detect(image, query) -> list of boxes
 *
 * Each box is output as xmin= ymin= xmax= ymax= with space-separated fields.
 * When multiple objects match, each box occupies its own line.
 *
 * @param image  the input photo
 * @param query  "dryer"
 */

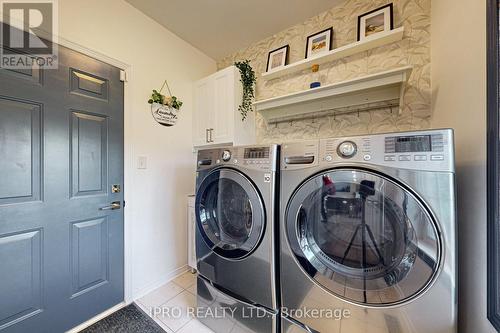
xmin=195 ymin=145 xmax=279 ymax=333
xmin=279 ymin=129 xmax=456 ymax=333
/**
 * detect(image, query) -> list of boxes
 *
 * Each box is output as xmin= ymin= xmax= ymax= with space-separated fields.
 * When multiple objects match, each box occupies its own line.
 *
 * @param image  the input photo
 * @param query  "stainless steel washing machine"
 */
xmin=195 ymin=145 xmax=279 ymax=333
xmin=279 ymin=129 xmax=457 ymax=333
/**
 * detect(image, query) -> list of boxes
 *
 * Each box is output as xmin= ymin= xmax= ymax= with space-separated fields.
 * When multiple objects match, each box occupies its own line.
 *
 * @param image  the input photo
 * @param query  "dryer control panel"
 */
xmin=197 ymin=145 xmax=279 ymax=172
xmin=282 ymin=129 xmax=454 ymax=173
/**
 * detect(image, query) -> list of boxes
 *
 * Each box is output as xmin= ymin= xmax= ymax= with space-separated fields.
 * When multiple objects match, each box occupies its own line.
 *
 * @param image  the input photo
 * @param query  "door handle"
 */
xmin=285 ymin=156 xmax=315 ymax=165
xmin=99 ymin=201 xmax=121 ymax=210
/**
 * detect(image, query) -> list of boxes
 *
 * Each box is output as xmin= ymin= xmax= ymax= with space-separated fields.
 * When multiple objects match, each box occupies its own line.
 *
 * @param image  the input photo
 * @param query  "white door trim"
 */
xmin=56 ymin=37 xmax=130 ymax=70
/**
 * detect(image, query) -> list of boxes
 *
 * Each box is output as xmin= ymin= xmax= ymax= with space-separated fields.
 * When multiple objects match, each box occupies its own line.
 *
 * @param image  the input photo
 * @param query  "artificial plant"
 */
xmin=148 ymin=80 xmax=183 ymax=110
xmin=234 ymin=60 xmax=256 ymax=121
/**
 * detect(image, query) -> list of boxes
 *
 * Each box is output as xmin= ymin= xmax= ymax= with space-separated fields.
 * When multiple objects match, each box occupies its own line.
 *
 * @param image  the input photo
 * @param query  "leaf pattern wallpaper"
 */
xmin=217 ymin=0 xmax=431 ymax=143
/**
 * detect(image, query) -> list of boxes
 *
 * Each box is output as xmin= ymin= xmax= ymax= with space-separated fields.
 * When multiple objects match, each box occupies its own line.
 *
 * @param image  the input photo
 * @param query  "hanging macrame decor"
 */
xmin=147 ymin=80 xmax=183 ymax=127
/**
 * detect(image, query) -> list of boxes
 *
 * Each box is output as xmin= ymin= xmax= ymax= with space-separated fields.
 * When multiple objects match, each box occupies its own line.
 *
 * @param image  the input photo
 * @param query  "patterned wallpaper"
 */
xmin=217 ymin=0 xmax=431 ymax=143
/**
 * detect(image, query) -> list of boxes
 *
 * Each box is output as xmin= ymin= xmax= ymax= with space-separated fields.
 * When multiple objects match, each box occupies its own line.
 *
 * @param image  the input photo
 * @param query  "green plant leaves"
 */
xmin=235 ymin=60 xmax=256 ymax=121
xmin=148 ymin=89 xmax=183 ymax=110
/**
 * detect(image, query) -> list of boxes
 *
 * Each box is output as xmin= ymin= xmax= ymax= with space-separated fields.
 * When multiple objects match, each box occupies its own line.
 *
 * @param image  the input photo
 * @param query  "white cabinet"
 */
xmin=187 ymin=195 xmax=196 ymax=272
xmin=193 ymin=78 xmax=213 ymax=146
xmin=193 ymin=66 xmax=255 ymax=147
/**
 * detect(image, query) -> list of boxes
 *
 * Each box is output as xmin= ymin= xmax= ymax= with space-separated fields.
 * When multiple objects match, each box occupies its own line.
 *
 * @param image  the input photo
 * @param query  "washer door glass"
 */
xmin=196 ymin=168 xmax=265 ymax=259
xmin=286 ymin=169 xmax=441 ymax=306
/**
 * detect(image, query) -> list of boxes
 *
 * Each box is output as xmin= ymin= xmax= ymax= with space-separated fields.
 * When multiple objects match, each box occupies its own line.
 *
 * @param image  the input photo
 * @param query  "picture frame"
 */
xmin=266 ymin=45 xmax=289 ymax=72
xmin=305 ymin=27 xmax=333 ymax=58
xmin=357 ymin=3 xmax=394 ymax=41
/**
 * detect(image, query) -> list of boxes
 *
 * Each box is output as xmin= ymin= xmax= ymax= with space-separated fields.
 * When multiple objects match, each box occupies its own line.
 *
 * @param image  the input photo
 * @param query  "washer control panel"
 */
xmin=197 ymin=145 xmax=278 ymax=171
xmin=320 ymin=129 xmax=454 ymax=172
xmin=282 ymin=129 xmax=454 ymax=173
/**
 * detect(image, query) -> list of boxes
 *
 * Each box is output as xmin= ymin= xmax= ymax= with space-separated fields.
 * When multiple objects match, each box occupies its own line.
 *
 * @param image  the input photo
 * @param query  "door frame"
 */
xmin=487 ymin=0 xmax=500 ymax=330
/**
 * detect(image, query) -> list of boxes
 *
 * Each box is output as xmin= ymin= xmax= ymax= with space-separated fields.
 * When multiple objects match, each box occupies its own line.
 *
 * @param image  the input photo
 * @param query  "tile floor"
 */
xmin=135 ymin=271 xmax=215 ymax=333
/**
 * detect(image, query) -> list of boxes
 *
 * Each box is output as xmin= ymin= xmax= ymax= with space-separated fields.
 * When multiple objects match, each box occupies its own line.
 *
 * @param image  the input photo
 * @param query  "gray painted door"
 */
xmin=0 ymin=42 xmax=124 ymax=332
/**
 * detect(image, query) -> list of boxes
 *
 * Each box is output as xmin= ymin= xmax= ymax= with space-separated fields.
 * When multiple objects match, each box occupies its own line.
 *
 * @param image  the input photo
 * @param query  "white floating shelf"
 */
xmin=262 ymin=27 xmax=404 ymax=80
xmin=254 ymin=66 xmax=413 ymax=124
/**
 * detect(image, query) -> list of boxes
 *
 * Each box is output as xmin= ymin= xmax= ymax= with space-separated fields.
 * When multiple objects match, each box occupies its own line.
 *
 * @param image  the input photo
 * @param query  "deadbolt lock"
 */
xmin=112 ymin=185 xmax=121 ymax=193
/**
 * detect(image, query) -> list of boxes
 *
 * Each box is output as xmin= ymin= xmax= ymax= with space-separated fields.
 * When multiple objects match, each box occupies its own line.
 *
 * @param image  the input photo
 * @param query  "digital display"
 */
xmin=391 ymin=135 xmax=432 ymax=153
xmin=244 ymin=147 xmax=270 ymax=159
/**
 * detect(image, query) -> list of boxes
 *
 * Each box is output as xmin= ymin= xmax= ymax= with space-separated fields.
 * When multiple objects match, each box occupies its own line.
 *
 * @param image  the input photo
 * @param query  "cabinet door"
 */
xmin=193 ymin=78 xmax=213 ymax=146
xmin=211 ymin=68 xmax=235 ymax=144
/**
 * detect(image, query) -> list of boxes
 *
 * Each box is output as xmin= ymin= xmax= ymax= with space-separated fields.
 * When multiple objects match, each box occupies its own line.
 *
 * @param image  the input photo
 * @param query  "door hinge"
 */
xmin=123 ymin=200 xmax=126 ymax=208
xmin=120 ymin=70 xmax=127 ymax=82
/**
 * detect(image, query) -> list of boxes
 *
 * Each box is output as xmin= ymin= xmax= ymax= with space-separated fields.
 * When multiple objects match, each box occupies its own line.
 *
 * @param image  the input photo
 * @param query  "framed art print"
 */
xmin=266 ymin=45 xmax=289 ymax=72
xmin=357 ymin=3 xmax=394 ymax=41
xmin=305 ymin=27 xmax=333 ymax=58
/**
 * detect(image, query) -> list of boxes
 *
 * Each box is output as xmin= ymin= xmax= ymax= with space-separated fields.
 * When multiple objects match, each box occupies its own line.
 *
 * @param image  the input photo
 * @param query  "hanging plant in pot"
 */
xmin=147 ymin=80 xmax=183 ymax=127
xmin=235 ymin=60 xmax=256 ymax=121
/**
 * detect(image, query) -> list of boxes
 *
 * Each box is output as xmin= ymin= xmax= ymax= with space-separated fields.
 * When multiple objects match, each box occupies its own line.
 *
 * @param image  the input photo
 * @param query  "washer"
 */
xmin=195 ymin=145 xmax=279 ymax=333
xmin=280 ymin=129 xmax=456 ymax=333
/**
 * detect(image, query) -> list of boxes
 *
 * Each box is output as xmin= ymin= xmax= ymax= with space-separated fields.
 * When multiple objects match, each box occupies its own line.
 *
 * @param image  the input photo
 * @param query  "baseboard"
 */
xmin=65 ymin=302 xmax=126 ymax=333
xmin=132 ymin=265 xmax=189 ymax=301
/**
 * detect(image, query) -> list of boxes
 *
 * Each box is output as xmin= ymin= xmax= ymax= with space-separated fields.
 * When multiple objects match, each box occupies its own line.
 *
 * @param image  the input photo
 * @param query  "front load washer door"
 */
xmin=286 ymin=168 xmax=442 ymax=306
xmin=196 ymin=168 xmax=265 ymax=260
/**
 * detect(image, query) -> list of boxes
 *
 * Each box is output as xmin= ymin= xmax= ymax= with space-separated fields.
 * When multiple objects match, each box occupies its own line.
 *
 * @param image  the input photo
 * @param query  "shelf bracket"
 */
xmin=399 ymin=75 xmax=407 ymax=114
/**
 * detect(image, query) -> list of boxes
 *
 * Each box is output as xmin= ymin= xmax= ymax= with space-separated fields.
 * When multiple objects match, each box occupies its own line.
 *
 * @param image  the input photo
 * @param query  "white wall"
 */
xmin=57 ymin=0 xmax=216 ymax=299
xmin=431 ymin=0 xmax=494 ymax=332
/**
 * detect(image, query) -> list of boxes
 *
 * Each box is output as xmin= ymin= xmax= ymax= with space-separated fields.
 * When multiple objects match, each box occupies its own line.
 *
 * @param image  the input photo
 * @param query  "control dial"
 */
xmin=337 ymin=141 xmax=357 ymax=158
xmin=222 ymin=150 xmax=232 ymax=162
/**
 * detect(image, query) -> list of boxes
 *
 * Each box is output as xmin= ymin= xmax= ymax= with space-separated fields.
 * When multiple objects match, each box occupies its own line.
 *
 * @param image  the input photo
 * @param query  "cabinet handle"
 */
xmin=209 ymin=128 xmax=214 ymax=142
xmin=205 ymin=129 xmax=209 ymax=143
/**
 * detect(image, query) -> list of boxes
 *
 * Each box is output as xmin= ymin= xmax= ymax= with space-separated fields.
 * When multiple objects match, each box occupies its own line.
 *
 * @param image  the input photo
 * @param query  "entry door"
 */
xmin=0 ymin=41 xmax=124 ymax=331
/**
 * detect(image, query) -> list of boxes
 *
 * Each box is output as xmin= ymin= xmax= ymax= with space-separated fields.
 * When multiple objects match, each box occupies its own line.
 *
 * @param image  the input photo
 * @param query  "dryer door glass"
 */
xmin=286 ymin=169 xmax=441 ymax=305
xmin=196 ymin=168 xmax=265 ymax=259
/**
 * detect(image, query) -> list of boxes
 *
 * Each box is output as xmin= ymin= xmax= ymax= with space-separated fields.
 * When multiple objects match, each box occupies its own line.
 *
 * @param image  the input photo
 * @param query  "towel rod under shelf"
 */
xmin=266 ymin=99 xmax=400 ymax=126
